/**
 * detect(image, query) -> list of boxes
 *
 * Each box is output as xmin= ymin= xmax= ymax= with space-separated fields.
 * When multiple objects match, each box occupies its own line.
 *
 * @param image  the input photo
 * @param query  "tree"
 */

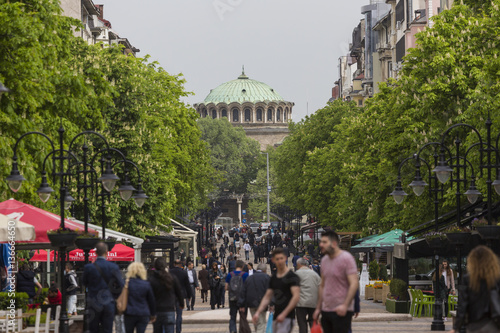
xmin=198 ymin=117 xmax=261 ymax=198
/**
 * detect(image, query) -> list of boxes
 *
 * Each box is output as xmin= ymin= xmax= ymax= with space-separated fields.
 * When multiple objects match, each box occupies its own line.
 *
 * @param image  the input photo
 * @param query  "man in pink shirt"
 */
xmin=313 ymin=230 xmax=358 ymax=333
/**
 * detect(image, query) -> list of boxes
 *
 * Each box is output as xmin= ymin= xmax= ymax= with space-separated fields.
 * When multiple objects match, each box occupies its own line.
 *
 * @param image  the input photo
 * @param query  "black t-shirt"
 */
xmin=269 ymin=270 xmax=300 ymax=319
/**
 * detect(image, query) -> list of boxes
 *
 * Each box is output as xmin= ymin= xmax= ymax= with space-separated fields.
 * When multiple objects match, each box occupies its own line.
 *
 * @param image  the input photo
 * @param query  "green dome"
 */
xmin=203 ymin=71 xmax=284 ymax=104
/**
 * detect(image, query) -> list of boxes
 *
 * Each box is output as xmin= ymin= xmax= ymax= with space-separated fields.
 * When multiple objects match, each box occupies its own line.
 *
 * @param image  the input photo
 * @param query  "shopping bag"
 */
xmin=239 ymin=311 xmax=252 ymax=333
xmin=266 ymin=312 xmax=273 ymax=333
xmin=311 ymin=320 xmax=323 ymax=333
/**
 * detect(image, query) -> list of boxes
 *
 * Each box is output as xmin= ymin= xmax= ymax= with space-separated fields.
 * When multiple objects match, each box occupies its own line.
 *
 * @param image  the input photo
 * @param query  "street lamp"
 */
xmin=260 ymin=152 xmax=271 ymax=224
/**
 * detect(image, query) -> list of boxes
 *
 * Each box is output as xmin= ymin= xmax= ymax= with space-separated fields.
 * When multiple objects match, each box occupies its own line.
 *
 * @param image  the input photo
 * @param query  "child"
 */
xmin=46 ymin=285 xmax=62 ymax=305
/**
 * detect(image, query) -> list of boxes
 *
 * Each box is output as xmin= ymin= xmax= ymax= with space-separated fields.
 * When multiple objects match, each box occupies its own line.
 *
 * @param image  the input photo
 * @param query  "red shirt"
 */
xmin=48 ymin=290 xmax=62 ymax=305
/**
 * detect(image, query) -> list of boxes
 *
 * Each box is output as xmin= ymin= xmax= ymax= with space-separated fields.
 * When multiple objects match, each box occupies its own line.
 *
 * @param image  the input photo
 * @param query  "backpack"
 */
xmin=228 ymin=271 xmax=244 ymax=301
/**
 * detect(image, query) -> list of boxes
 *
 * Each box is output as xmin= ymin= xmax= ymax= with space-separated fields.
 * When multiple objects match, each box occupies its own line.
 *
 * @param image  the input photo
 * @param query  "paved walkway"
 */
xmin=117 ymin=235 xmax=454 ymax=332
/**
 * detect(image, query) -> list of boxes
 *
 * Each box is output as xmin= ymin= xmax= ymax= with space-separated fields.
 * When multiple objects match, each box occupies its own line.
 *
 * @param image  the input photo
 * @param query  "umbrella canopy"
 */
xmin=0 ymin=213 xmax=36 ymax=242
xmin=30 ymin=243 xmax=134 ymax=262
xmin=0 ymin=199 xmax=95 ymax=244
xmin=351 ymin=229 xmax=412 ymax=253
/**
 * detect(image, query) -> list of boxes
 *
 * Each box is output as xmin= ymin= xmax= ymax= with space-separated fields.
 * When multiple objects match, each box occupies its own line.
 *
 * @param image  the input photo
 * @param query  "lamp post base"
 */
xmin=431 ymin=321 xmax=446 ymax=331
xmin=431 ymin=301 xmax=445 ymax=331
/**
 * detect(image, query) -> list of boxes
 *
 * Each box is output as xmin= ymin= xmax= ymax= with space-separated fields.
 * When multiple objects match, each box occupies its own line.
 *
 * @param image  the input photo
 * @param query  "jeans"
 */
xmin=175 ymin=302 xmax=183 ymax=333
xmin=321 ymin=311 xmax=353 ymax=333
xmin=187 ymin=284 xmax=196 ymax=309
xmin=210 ymin=287 xmax=220 ymax=308
xmin=114 ymin=315 xmax=125 ymax=333
xmin=296 ymin=307 xmax=315 ymax=333
xmin=153 ymin=311 xmax=175 ymax=333
xmin=245 ymin=250 xmax=250 ymax=260
xmin=250 ymin=307 xmax=267 ymax=333
xmin=88 ymin=300 xmax=115 ymax=333
xmin=67 ymin=294 xmax=77 ymax=314
xmin=219 ymin=288 xmax=226 ymax=307
xmin=124 ymin=315 xmax=149 ymax=333
xmin=229 ymin=300 xmax=238 ymax=333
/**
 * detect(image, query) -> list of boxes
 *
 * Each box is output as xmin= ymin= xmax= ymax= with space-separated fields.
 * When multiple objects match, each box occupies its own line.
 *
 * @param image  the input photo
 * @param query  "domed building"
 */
xmin=195 ymin=70 xmax=294 ymax=150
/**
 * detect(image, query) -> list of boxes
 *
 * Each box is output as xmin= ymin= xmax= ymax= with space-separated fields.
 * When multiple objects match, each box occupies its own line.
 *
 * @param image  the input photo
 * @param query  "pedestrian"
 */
xmin=219 ymin=243 xmax=226 ymax=263
xmin=198 ymin=264 xmax=209 ymax=303
xmin=185 ymin=261 xmax=199 ymax=311
xmin=259 ymin=242 xmax=267 ymax=264
xmin=123 ymin=262 xmax=156 ymax=333
xmin=433 ymin=264 xmax=448 ymax=321
xmin=179 ymin=249 xmax=186 ymax=263
xmin=244 ymin=241 xmax=251 ymax=261
xmin=65 ymin=263 xmax=78 ymax=316
xmin=219 ymin=264 xmax=228 ymax=308
xmin=226 ymin=260 xmax=249 ymax=333
xmin=16 ymin=263 xmax=42 ymax=304
xmin=295 ymin=258 xmax=321 ymax=333
xmin=238 ymin=263 xmax=270 ymax=333
xmin=149 ymin=258 xmax=184 ymax=333
xmin=253 ymin=248 xmax=300 ymax=333
xmin=313 ymin=230 xmax=358 ymax=333
xmin=224 ymin=235 xmax=230 ymax=248
xmin=452 ymin=245 xmax=500 ymax=333
xmin=253 ymin=242 xmax=260 ymax=264
xmin=228 ymin=255 xmax=237 ymax=273
xmin=209 ymin=261 xmax=224 ymax=309
xmin=443 ymin=259 xmax=456 ymax=296
xmin=247 ymin=263 xmax=254 ymax=276
xmin=83 ymin=242 xmax=124 ymax=333
xmin=169 ymin=259 xmax=192 ymax=333
xmin=283 ymin=244 xmax=290 ymax=267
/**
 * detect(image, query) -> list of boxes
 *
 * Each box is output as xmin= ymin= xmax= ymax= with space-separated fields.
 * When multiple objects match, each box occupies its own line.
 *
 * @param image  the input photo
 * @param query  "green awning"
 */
xmin=351 ymin=229 xmax=412 ymax=253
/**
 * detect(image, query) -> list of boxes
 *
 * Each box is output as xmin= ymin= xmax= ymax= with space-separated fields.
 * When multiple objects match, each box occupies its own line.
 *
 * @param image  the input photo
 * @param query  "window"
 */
xmin=221 ymin=109 xmax=227 ymax=118
xmin=257 ymin=108 xmax=263 ymax=121
xmin=267 ymin=109 xmax=273 ymax=121
xmin=358 ymin=99 xmax=363 ymax=106
xmin=277 ymin=108 xmax=282 ymax=121
xmin=284 ymin=108 xmax=288 ymax=120
xmin=388 ymin=61 xmax=393 ymax=79
xmin=232 ymin=108 xmax=239 ymax=122
xmin=202 ymin=108 xmax=208 ymax=118
xmin=211 ymin=109 xmax=217 ymax=119
xmin=245 ymin=109 xmax=251 ymax=122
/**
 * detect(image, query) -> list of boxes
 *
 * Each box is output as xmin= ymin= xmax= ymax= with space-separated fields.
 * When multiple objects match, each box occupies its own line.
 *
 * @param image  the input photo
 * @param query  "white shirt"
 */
xmin=243 ymin=243 xmax=251 ymax=251
xmin=187 ymin=269 xmax=194 ymax=284
xmin=248 ymin=269 xmax=254 ymax=276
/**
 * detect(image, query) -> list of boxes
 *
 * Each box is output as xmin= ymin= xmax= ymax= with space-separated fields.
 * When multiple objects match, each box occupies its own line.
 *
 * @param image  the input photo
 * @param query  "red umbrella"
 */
xmin=0 ymin=199 xmax=96 ymax=244
xmin=30 ymin=244 xmax=134 ymax=262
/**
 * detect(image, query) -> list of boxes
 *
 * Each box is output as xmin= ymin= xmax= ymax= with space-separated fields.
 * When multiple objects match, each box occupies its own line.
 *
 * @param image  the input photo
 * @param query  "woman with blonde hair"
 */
xmin=451 ymin=245 xmax=500 ymax=333
xmin=124 ymin=262 xmax=156 ymax=333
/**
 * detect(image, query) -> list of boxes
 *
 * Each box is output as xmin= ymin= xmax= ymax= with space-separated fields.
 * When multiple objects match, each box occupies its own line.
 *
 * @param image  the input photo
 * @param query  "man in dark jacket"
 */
xmin=185 ymin=261 xmax=199 ymax=311
xmin=16 ymin=264 xmax=42 ymax=304
xmin=169 ymin=259 xmax=192 ymax=333
xmin=238 ymin=264 xmax=270 ymax=333
xmin=83 ymin=242 xmax=124 ymax=333
xmin=253 ymin=242 xmax=260 ymax=264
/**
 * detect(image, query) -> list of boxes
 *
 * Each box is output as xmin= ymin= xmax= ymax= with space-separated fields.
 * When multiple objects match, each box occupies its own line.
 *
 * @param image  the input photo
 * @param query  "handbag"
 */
xmin=266 ymin=312 xmax=273 ymax=333
xmin=116 ymin=278 xmax=129 ymax=315
xmin=239 ymin=310 xmax=252 ymax=333
xmin=311 ymin=320 xmax=323 ymax=333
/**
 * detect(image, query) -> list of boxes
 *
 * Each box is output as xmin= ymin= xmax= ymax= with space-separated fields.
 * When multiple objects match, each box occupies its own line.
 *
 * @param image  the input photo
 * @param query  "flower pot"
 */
xmin=446 ymin=232 xmax=471 ymax=245
xmin=385 ymin=299 xmax=409 ymax=313
xmin=105 ymin=240 xmax=116 ymax=251
xmin=47 ymin=232 xmax=78 ymax=248
xmin=476 ymin=225 xmax=500 ymax=240
xmin=365 ymin=286 xmax=374 ymax=300
xmin=374 ymin=288 xmax=383 ymax=302
xmin=75 ymin=237 xmax=100 ymax=251
xmin=426 ymin=237 xmax=447 ymax=249
xmin=382 ymin=285 xmax=391 ymax=305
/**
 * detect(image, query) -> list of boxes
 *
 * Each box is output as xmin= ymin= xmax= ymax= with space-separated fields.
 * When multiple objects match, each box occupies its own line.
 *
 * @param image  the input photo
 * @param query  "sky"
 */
xmin=98 ymin=0 xmax=368 ymax=121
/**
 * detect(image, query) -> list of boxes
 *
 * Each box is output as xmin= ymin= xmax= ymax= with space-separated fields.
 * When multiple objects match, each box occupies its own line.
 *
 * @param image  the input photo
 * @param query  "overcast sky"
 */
xmin=98 ymin=0 xmax=367 ymax=121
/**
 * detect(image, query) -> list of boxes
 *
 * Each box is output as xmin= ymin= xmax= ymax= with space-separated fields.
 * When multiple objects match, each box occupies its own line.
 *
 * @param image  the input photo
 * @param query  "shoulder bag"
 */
xmin=116 ymin=278 xmax=130 ymax=315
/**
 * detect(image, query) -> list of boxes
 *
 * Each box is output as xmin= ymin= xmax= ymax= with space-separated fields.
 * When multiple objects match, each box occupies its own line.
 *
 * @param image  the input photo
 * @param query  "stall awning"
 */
xmin=30 ymin=243 xmax=134 ymax=262
xmin=351 ymin=229 xmax=412 ymax=253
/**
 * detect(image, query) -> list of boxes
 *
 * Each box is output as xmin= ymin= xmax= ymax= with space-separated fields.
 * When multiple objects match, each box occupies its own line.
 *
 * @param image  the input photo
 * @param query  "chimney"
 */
xmin=96 ymin=4 xmax=103 ymax=19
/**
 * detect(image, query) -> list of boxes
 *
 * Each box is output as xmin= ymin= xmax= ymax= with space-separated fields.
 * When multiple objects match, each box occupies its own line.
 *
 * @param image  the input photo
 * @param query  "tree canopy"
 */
xmin=274 ymin=0 xmax=500 ymax=233
xmin=0 ymin=0 xmax=214 ymax=236
xmin=197 ymin=117 xmax=261 ymax=198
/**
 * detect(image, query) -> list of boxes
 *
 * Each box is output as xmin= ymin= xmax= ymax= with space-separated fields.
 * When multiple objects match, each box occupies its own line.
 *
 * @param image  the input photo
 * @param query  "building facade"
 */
xmin=195 ymin=70 xmax=294 ymax=150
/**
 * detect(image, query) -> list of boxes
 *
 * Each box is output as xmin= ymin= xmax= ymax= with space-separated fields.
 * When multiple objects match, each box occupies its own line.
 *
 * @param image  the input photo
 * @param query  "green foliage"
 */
xmin=27 ymin=310 xmax=47 ymax=326
xmin=198 ymin=118 xmax=260 ymax=197
xmin=0 ymin=292 xmax=29 ymax=310
xmin=389 ymin=278 xmax=408 ymax=301
xmin=379 ymin=263 xmax=388 ymax=281
xmin=274 ymin=0 xmax=500 ymax=233
xmin=369 ymin=260 xmax=380 ymax=280
xmin=34 ymin=288 xmax=49 ymax=305
xmin=0 ymin=0 xmax=215 ymax=237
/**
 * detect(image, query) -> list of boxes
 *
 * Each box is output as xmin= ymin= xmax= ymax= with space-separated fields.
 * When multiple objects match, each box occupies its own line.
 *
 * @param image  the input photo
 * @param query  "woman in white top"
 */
xmin=442 ymin=260 xmax=456 ymax=295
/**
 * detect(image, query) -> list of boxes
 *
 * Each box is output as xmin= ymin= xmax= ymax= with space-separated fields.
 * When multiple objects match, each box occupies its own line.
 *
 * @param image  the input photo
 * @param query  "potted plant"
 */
xmin=373 ymin=282 xmax=384 ymax=302
xmin=364 ymin=284 xmax=374 ymax=300
xmin=445 ymin=226 xmax=471 ymax=245
xmin=385 ymin=279 xmax=409 ymax=313
xmin=104 ymin=237 xmax=117 ymax=251
xmin=75 ymin=232 xmax=100 ymax=251
xmin=474 ymin=218 xmax=500 ymax=240
xmin=424 ymin=231 xmax=448 ymax=249
xmin=47 ymin=227 xmax=78 ymax=248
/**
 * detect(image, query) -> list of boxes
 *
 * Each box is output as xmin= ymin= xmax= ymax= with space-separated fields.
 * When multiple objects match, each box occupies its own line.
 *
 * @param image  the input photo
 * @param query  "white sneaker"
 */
xmin=443 ymin=317 xmax=448 ymax=322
